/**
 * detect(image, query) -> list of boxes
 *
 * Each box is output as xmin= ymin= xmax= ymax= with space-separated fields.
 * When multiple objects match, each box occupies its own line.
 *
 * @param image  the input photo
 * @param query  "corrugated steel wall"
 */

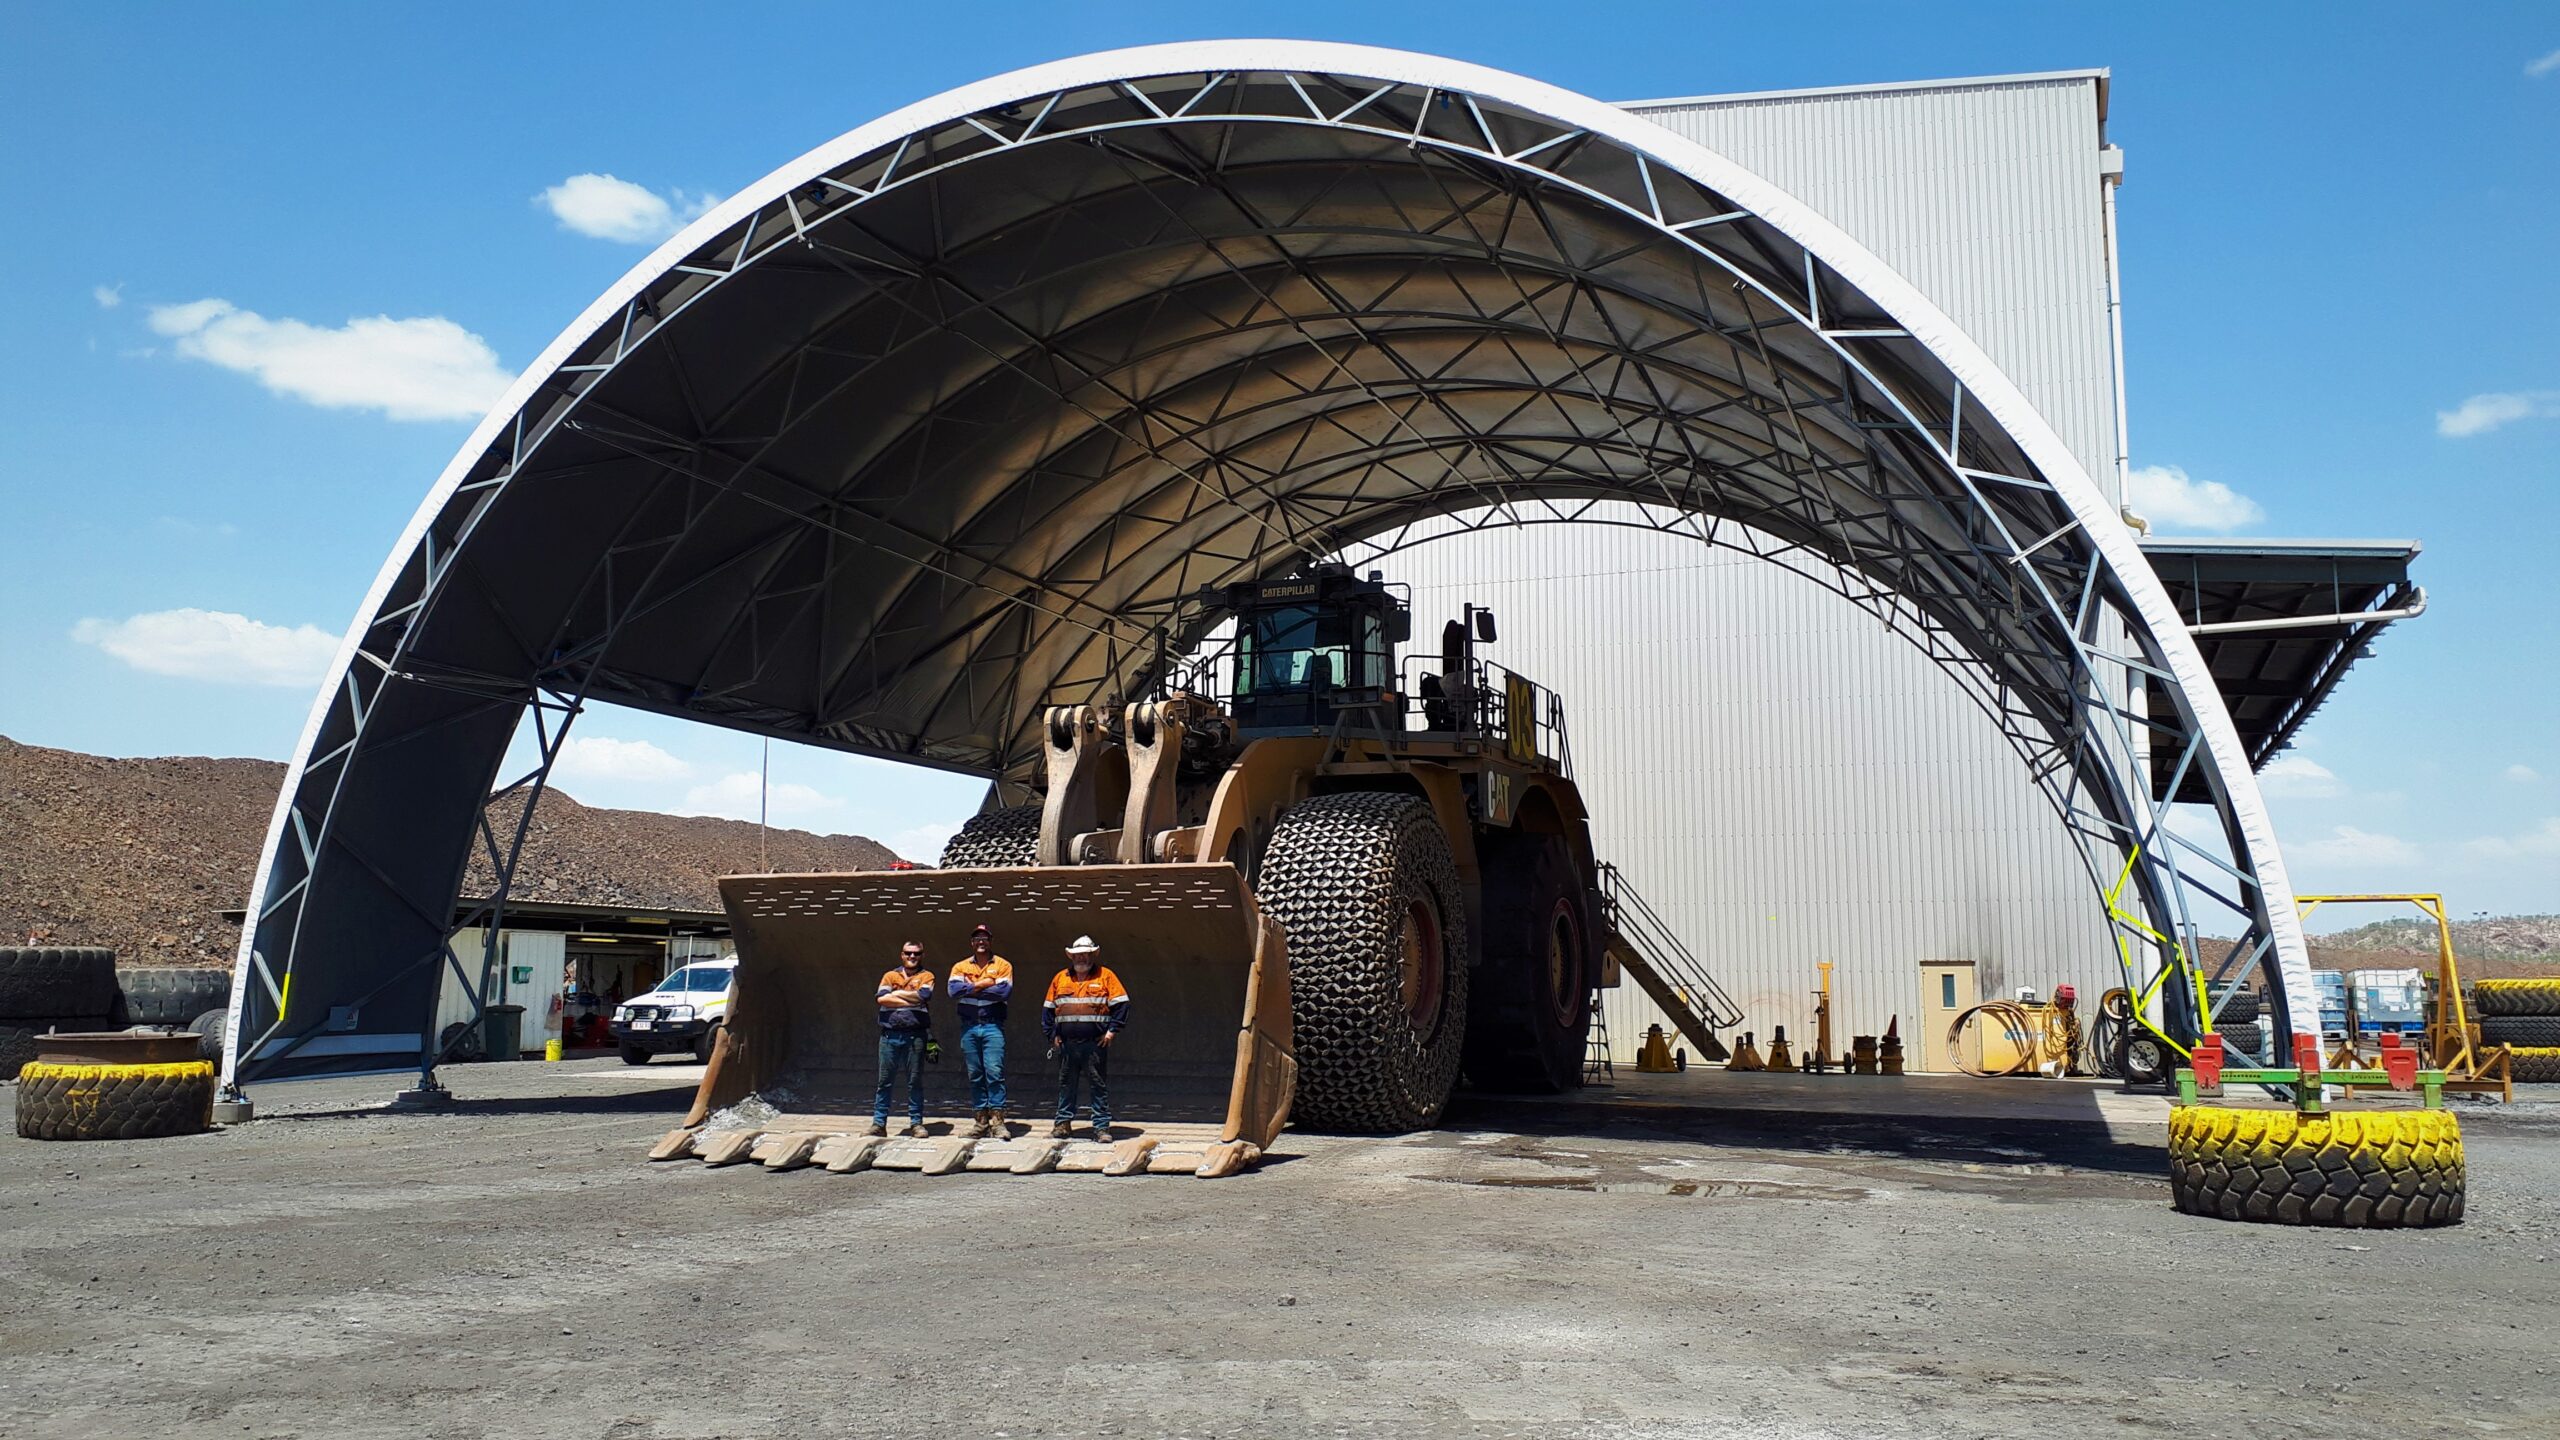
xmin=1629 ymin=75 xmax=2122 ymax=501
xmin=1366 ymin=76 xmax=2130 ymax=1063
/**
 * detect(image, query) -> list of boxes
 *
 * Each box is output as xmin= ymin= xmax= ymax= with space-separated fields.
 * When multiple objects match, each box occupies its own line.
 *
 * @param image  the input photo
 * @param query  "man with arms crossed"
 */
xmin=948 ymin=923 xmax=1014 ymax=1137
xmin=869 ymin=941 xmax=934 ymax=1137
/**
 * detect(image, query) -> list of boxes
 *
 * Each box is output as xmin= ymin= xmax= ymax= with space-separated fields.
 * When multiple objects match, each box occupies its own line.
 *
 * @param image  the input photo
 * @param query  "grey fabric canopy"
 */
xmin=224 ymin=42 xmax=2313 ymax=1086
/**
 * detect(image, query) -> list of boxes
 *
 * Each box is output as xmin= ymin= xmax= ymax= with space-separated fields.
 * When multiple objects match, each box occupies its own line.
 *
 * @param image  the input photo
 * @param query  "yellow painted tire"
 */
xmin=14 ymin=1059 xmax=216 ymax=1141
xmin=2473 ymin=978 xmax=2560 ymax=1017
xmin=2168 ymin=1107 xmax=2463 ymax=1228
xmin=2503 ymin=1046 xmax=2560 ymax=1084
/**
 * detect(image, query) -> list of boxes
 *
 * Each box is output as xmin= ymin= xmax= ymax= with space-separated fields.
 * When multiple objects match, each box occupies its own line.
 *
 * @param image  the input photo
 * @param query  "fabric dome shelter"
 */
xmin=222 ymin=42 xmax=2313 ymax=1088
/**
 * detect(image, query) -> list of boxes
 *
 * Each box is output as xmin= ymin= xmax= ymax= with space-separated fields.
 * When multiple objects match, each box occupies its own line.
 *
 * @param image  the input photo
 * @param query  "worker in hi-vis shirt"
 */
xmin=869 ymin=940 xmax=934 ymax=1137
xmin=1042 ymin=935 xmax=1128 ymax=1142
xmin=947 ymin=923 xmax=1014 ymax=1137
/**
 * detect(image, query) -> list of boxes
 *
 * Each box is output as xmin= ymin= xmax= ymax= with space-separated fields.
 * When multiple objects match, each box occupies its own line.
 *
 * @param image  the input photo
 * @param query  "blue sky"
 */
xmin=2 ymin=4 xmax=2553 ymax=913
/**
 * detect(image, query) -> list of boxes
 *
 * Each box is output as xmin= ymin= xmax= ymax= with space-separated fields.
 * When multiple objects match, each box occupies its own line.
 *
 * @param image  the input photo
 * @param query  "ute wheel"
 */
xmin=2119 ymin=1031 xmax=2174 ymax=1087
xmin=1462 ymin=832 xmax=1590 ymax=1093
xmin=692 ymin=1024 xmax=721 ymax=1065
xmin=2169 ymin=1107 xmax=2464 ymax=1227
xmin=939 ymin=804 xmax=1042 ymax=868
xmin=2473 ymin=979 xmax=2560 ymax=1018
xmin=1258 ymin=792 xmax=1469 ymax=1133
xmin=620 ymin=1044 xmax=653 ymax=1066
xmin=16 ymin=1059 xmax=217 ymax=1141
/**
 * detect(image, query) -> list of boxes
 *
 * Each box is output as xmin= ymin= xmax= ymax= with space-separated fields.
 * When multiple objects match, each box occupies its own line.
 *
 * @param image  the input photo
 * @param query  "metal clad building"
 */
xmin=1379 ymin=72 xmax=2129 ymax=1061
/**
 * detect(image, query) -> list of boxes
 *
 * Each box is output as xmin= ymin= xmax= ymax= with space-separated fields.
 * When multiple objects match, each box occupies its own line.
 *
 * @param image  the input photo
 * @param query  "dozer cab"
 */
xmin=670 ymin=563 xmax=1613 ymax=1175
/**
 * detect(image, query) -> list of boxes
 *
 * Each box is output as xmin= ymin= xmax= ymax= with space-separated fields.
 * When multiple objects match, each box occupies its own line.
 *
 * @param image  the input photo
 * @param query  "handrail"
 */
xmin=1595 ymin=861 xmax=1741 ymax=1032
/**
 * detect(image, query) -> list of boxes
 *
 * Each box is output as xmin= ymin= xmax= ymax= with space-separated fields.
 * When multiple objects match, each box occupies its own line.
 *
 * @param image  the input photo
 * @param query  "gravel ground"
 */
xmin=3 ymin=1060 xmax=2557 ymax=1439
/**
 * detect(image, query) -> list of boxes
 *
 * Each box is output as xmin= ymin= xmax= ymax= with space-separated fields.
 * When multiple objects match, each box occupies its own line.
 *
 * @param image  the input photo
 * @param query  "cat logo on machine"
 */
xmin=1485 ymin=771 xmax=1515 ymax=825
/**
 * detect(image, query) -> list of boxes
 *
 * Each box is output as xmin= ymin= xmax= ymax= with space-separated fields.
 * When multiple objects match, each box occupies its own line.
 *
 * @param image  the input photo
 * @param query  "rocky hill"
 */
xmin=0 ymin=736 xmax=908 ymax=967
xmin=2296 ymin=913 xmax=2560 ymax=981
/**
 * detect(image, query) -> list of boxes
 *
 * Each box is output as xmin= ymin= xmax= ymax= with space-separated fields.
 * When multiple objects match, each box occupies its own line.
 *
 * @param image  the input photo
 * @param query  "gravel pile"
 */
xmin=1 ymin=735 xmax=908 ymax=965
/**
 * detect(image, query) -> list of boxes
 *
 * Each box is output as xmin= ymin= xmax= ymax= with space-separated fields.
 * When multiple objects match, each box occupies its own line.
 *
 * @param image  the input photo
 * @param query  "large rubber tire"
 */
xmin=1461 ymin=832 xmax=1590 ymax=1094
xmin=0 ymin=948 xmax=118 ymax=1020
xmin=2505 ymin=1046 xmax=2560 ymax=1083
xmin=1 ymin=1018 xmax=115 ymax=1081
xmin=2206 ymin=985 xmax=2260 ymax=1027
xmin=1258 ymin=792 xmax=1469 ymax=1133
xmin=2480 ymin=1016 xmax=2560 ymax=1048
xmin=2169 ymin=1107 xmax=2463 ymax=1227
xmin=2214 ymin=1020 xmax=2269 ymax=1063
xmin=15 ymin=1059 xmax=217 ymax=1140
xmin=438 ymin=1021 xmax=486 ymax=1064
xmin=938 ymin=804 xmax=1042 ymax=868
xmin=115 ymin=967 xmax=234 ymax=1027
xmin=2472 ymin=979 xmax=2560 ymax=1018
xmin=187 ymin=1007 xmax=231 ymax=1063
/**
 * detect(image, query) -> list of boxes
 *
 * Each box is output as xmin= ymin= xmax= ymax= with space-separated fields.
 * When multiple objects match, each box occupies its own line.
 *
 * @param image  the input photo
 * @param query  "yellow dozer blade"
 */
xmin=656 ymin=864 xmax=1294 ymax=1178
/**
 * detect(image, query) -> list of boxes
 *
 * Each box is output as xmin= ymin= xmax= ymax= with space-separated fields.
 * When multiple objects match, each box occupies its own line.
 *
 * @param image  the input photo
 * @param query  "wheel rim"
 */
xmin=1540 ymin=899 xmax=1583 ymax=1028
xmin=1400 ymin=898 xmax=1446 ymax=1040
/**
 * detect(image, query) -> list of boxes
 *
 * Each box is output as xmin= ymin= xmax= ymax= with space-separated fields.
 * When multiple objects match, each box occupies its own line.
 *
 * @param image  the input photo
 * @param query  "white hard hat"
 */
xmin=1066 ymin=935 xmax=1101 ymax=954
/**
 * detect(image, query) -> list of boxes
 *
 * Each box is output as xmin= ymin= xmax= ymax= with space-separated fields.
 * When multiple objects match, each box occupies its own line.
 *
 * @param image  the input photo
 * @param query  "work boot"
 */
xmin=1051 ymin=1120 xmax=1072 ymax=1139
xmin=989 ymin=1108 xmax=1008 ymax=1137
xmin=903 ymin=1123 xmax=928 ymax=1139
xmin=1091 ymin=1126 xmax=1115 ymax=1144
xmin=865 ymin=1122 xmax=887 ymax=1138
xmin=966 ymin=1109 xmax=990 ymax=1139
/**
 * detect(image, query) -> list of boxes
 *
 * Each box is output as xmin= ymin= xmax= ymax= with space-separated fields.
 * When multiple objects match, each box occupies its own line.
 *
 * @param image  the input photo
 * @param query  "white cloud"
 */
xmin=677 ymin=771 xmax=842 ymax=825
xmin=91 ymin=283 xmax=123 ymax=309
xmin=888 ymin=821 xmax=962 ymax=865
xmin=70 ymin=608 xmax=340 ymax=687
xmin=2529 ymin=48 xmax=2560 ymax=78
xmin=2463 ymin=818 xmax=2560 ymax=862
xmin=147 ymin=298 xmax=511 ymax=422
xmin=2258 ymin=754 xmax=2342 ymax=799
xmin=2506 ymin=765 xmax=2543 ymax=784
xmin=2125 ymin=464 xmax=2264 ymax=532
xmin=536 ymin=173 xmax=716 ymax=244
xmin=2435 ymin=390 xmax=2560 ymax=438
xmin=2289 ymin=824 xmax=2421 ymax=869
xmin=553 ymin=736 xmax=692 ymax=786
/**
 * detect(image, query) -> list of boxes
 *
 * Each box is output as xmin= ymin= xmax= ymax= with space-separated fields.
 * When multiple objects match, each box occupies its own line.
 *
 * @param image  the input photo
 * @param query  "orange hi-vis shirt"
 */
xmin=1043 ymin=966 xmax=1129 ymax=1038
xmin=876 ymin=964 xmax=935 ymax=1032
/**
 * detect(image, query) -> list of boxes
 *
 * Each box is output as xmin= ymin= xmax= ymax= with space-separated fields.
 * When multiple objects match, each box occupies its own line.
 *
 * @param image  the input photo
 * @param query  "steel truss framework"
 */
xmin=223 ymin=42 xmax=2313 ymax=1091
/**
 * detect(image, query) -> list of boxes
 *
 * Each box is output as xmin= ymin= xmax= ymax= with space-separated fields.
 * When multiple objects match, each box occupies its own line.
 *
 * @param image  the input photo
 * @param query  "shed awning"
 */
xmin=2143 ymin=538 xmax=2423 ymax=803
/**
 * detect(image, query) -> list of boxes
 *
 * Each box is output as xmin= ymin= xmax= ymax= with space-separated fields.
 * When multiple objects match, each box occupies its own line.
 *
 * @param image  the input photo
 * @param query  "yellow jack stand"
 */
xmin=1726 ymin=1031 xmax=1765 ymax=1071
xmin=1803 ymin=960 xmax=1838 ymax=1074
xmin=1635 ymin=1024 xmax=1686 ymax=1074
xmin=1764 ymin=1025 xmax=1798 ymax=1072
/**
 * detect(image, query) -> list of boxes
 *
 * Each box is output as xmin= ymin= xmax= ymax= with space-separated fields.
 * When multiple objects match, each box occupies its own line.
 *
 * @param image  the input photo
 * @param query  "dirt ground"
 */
xmin=4 ymin=1061 xmax=2557 ymax=1439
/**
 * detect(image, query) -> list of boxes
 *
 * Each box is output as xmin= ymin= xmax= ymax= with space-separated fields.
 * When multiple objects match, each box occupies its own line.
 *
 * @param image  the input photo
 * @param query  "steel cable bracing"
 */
xmin=224 ymin=45 xmax=2311 ymax=1093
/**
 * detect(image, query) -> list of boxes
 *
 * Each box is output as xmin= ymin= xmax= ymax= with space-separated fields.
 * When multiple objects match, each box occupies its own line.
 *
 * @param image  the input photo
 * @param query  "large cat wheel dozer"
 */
xmin=659 ymin=564 xmax=1616 ymax=1178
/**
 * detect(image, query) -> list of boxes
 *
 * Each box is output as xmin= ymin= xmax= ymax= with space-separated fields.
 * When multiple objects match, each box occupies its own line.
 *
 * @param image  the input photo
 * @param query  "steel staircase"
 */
xmin=1594 ymin=861 xmax=1739 ymax=1064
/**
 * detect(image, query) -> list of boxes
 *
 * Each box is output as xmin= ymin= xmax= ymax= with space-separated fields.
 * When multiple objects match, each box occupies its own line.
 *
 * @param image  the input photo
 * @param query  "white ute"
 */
xmin=609 ymin=958 xmax=737 ymax=1064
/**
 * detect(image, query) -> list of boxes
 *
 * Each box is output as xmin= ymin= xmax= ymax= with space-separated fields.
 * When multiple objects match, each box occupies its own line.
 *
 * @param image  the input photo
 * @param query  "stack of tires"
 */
xmin=2474 ymin=979 xmax=2560 ymax=1083
xmin=0 ymin=948 xmax=120 ymax=1080
xmin=114 ymin=966 xmax=236 ymax=1062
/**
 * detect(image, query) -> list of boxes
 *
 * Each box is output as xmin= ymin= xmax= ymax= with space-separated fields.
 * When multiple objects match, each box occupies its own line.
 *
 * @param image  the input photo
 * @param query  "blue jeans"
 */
xmin=960 ymin=1022 xmax=1007 ymax=1110
xmin=1054 ymin=1037 xmax=1110 ymax=1129
xmin=873 ymin=1031 xmax=925 ymax=1127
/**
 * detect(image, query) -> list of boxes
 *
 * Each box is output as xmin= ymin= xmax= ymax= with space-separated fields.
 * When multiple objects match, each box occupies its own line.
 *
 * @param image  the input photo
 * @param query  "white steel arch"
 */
xmin=223 ymin=41 xmax=2311 ymax=1094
